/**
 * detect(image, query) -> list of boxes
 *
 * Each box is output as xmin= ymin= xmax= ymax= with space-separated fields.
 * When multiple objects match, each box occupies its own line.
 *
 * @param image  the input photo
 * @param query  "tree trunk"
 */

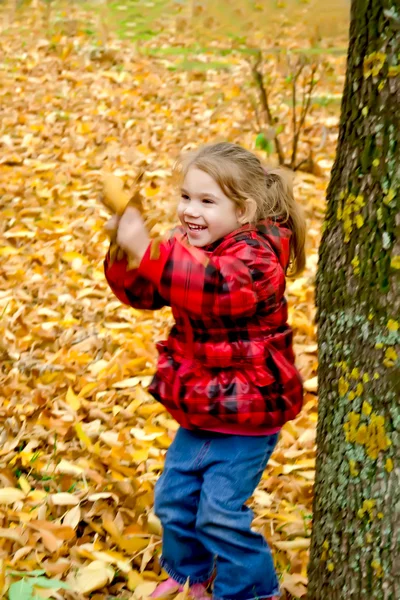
xmin=308 ymin=1 xmax=400 ymax=599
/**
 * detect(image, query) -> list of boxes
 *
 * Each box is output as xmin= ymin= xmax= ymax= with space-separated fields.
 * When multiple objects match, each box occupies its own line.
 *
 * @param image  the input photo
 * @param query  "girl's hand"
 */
xmin=105 ymin=214 xmax=120 ymax=233
xmin=115 ymin=207 xmax=150 ymax=262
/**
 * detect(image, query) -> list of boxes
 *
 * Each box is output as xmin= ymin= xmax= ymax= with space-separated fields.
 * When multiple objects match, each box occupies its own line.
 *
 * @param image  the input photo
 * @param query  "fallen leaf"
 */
xmin=63 ymin=505 xmax=81 ymax=530
xmin=304 ymin=376 xmax=318 ymax=392
xmin=274 ymin=539 xmax=311 ymax=550
xmin=68 ymin=560 xmax=115 ymax=595
xmin=50 ymin=493 xmax=80 ymax=506
xmin=0 ymin=488 xmax=25 ymax=504
xmin=66 ymin=387 xmax=81 ymax=411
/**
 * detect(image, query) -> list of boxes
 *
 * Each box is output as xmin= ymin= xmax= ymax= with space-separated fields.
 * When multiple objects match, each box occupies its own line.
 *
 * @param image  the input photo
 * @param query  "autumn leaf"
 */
xmin=102 ymin=174 xmax=131 ymax=215
xmin=68 ymin=561 xmax=115 ymax=595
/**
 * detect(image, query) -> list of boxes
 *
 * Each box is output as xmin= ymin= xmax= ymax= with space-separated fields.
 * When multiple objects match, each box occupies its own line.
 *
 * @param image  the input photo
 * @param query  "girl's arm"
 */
xmin=135 ymin=235 xmax=282 ymax=317
xmin=104 ymin=246 xmax=166 ymax=310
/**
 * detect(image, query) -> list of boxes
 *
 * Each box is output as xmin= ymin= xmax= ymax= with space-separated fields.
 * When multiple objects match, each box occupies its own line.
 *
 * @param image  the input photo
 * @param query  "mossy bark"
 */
xmin=308 ymin=1 xmax=400 ymax=599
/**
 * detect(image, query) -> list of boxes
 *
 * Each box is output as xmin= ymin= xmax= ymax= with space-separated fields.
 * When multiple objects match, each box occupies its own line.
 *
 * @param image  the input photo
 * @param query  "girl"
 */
xmin=104 ymin=142 xmax=306 ymax=600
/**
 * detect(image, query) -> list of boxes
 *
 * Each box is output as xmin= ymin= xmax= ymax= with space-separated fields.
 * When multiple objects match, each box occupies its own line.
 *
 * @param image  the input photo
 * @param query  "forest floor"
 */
xmin=0 ymin=2 xmax=348 ymax=598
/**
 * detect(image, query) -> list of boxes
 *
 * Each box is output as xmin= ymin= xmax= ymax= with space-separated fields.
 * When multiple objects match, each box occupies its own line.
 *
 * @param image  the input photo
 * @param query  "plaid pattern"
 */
xmin=104 ymin=221 xmax=303 ymax=431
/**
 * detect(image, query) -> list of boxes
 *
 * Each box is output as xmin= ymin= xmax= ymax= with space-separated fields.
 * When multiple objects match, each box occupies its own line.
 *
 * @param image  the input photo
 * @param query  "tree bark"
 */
xmin=308 ymin=1 xmax=400 ymax=599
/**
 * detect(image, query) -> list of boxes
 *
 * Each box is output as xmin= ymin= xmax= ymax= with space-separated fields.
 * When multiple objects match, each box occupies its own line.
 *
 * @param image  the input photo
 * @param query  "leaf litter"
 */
xmin=0 ymin=2 xmax=346 ymax=598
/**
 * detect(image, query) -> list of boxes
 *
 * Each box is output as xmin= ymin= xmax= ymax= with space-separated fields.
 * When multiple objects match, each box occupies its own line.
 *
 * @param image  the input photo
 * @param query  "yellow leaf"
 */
xmin=133 ymin=582 xmax=158 ymax=599
xmin=283 ymin=459 xmax=315 ymax=474
xmin=103 ymin=517 xmax=151 ymax=553
xmin=253 ymin=490 xmax=272 ymax=507
xmin=18 ymin=476 xmax=31 ymax=495
xmin=88 ymin=359 xmax=109 ymax=376
xmin=0 ymin=559 xmax=5 ymax=597
xmin=113 ymin=377 xmax=141 ymax=389
xmin=130 ymin=428 xmax=164 ymax=442
xmin=131 ymin=448 xmax=150 ymax=462
xmin=88 ymin=493 xmax=116 ymax=502
xmin=127 ymin=570 xmax=144 ymax=591
xmin=66 ymin=386 xmax=81 ymax=411
xmin=78 ymin=382 xmax=99 ymax=397
xmin=0 ymin=528 xmax=26 ymax=544
xmin=120 ymin=537 xmax=150 ymax=554
xmin=55 ymin=460 xmax=84 ymax=476
xmin=63 ymin=505 xmax=81 ymax=530
xmin=0 ymin=246 xmax=19 ymax=256
xmin=274 ymin=539 xmax=310 ymax=550
xmin=125 ymin=357 xmax=148 ymax=371
xmin=50 ymin=493 xmax=80 ymax=506
xmin=281 ymin=572 xmax=308 ymax=598
xmin=0 ymin=488 xmax=25 ymax=504
xmin=91 ymin=550 xmax=131 ymax=573
xmin=303 ymin=376 xmax=318 ymax=392
xmin=144 ymin=186 xmax=160 ymax=197
xmin=102 ymin=174 xmax=131 ymax=215
xmin=69 ymin=561 xmax=115 ymax=595
xmin=61 ymin=251 xmax=89 ymax=264
xmin=74 ymin=423 xmax=93 ymax=449
xmin=100 ymin=431 xmax=122 ymax=447
xmin=147 ymin=512 xmax=162 ymax=536
xmin=26 ymin=490 xmax=48 ymax=502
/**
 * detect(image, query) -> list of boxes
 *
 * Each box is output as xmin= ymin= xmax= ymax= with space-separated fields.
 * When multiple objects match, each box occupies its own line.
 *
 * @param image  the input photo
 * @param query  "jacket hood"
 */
xmin=256 ymin=220 xmax=292 ymax=271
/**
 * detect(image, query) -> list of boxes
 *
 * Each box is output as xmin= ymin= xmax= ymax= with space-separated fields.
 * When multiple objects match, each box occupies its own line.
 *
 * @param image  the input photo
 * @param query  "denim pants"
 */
xmin=154 ymin=428 xmax=280 ymax=600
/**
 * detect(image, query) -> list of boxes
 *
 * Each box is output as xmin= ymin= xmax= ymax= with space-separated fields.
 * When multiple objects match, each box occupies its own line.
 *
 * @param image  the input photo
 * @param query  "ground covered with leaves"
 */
xmin=0 ymin=3 xmax=346 ymax=598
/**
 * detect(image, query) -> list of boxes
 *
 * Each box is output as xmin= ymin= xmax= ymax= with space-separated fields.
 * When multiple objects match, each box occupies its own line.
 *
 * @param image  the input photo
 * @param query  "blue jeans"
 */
xmin=154 ymin=428 xmax=280 ymax=600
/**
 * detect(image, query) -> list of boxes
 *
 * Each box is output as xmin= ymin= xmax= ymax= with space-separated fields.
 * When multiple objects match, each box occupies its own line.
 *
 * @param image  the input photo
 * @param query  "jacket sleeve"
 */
xmin=136 ymin=235 xmax=282 ymax=317
xmin=104 ymin=245 xmax=166 ymax=311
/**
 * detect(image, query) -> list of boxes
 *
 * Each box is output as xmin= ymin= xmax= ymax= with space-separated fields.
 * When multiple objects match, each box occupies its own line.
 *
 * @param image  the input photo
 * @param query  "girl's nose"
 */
xmin=184 ymin=203 xmax=200 ymax=218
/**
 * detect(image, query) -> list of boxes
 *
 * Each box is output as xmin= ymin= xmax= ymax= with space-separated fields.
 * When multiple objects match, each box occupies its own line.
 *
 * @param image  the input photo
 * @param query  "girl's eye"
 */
xmin=202 ymin=199 xmax=214 ymax=204
xmin=181 ymin=194 xmax=189 ymax=201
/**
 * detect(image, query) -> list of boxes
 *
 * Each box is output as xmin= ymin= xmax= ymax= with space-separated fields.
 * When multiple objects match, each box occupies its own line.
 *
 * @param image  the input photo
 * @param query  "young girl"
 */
xmin=104 ymin=142 xmax=306 ymax=600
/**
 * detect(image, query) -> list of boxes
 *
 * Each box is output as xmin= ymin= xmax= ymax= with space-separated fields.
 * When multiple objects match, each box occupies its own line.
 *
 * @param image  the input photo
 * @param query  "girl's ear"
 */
xmin=237 ymin=198 xmax=257 ymax=224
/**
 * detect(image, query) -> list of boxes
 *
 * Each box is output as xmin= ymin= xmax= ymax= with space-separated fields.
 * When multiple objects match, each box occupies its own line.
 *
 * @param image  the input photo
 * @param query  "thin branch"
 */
xmin=289 ymin=59 xmax=306 ymax=167
xmin=291 ymin=62 xmax=319 ymax=169
xmin=289 ymin=55 xmax=305 ymax=141
xmin=293 ymin=158 xmax=307 ymax=171
xmin=251 ymin=50 xmax=286 ymax=165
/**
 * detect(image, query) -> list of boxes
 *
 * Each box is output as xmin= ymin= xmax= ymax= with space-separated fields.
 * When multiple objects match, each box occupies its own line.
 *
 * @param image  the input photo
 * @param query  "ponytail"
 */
xmin=263 ymin=168 xmax=306 ymax=277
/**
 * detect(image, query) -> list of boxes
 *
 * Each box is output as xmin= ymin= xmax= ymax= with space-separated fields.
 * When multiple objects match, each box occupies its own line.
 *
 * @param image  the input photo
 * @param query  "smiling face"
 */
xmin=177 ymin=167 xmax=243 ymax=247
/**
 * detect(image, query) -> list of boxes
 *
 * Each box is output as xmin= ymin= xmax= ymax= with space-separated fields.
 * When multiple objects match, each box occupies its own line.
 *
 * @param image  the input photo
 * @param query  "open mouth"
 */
xmin=186 ymin=223 xmax=207 ymax=231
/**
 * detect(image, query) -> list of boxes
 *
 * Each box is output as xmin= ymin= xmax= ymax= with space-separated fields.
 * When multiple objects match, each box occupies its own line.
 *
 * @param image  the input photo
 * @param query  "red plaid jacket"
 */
xmin=104 ymin=221 xmax=303 ymax=433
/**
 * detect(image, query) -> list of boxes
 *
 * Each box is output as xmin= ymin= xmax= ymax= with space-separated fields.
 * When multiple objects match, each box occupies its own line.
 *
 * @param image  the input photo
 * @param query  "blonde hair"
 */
xmin=174 ymin=142 xmax=306 ymax=276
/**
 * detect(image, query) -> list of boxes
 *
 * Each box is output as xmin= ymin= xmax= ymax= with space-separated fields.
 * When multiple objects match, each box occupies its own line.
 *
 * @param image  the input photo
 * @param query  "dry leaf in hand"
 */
xmin=102 ymin=174 xmax=131 ymax=215
xmin=102 ymin=173 xmax=144 ymax=215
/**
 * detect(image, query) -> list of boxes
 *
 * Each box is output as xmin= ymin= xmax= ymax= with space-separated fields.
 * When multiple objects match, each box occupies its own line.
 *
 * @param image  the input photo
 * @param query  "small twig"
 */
xmin=293 ymin=157 xmax=309 ymax=171
xmin=290 ymin=58 xmax=306 ymax=168
xmin=131 ymin=539 xmax=161 ymax=561
xmin=291 ymin=62 xmax=319 ymax=169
